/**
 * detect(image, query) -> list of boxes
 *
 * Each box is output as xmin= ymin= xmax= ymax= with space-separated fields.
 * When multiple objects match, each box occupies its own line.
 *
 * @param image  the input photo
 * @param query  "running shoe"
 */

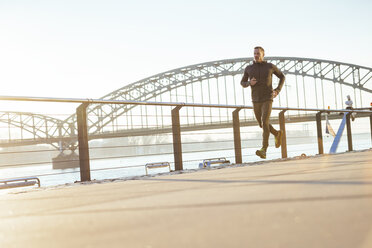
xmin=255 ymin=148 xmax=266 ymax=159
xmin=275 ymin=130 xmax=283 ymax=148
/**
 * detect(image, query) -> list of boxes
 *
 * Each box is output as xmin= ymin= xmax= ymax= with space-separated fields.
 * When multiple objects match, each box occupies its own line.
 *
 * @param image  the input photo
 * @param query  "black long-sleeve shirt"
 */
xmin=241 ymin=61 xmax=285 ymax=102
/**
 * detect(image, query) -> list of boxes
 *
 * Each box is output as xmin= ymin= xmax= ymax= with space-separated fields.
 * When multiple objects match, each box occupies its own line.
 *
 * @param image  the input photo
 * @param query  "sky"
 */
xmin=0 ymin=0 xmax=371 ymax=101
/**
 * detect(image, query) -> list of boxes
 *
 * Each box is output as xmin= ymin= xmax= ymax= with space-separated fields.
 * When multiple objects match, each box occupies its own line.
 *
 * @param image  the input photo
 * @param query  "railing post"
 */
xmin=316 ymin=112 xmax=324 ymax=154
xmin=232 ymin=108 xmax=242 ymax=164
xmin=279 ymin=110 xmax=287 ymax=158
xmin=76 ymin=103 xmax=91 ymax=182
xmin=172 ymin=106 xmax=183 ymax=171
xmin=370 ymin=114 xmax=372 ymax=147
xmin=346 ymin=112 xmax=353 ymax=151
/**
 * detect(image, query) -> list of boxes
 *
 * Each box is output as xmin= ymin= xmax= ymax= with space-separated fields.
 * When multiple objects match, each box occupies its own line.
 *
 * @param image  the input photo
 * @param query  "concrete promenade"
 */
xmin=1 ymin=150 xmax=372 ymax=248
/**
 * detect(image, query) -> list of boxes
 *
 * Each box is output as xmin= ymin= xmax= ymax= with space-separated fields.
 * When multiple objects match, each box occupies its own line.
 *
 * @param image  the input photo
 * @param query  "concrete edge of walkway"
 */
xmin=5 ymin=148 xmax=372 ymax=195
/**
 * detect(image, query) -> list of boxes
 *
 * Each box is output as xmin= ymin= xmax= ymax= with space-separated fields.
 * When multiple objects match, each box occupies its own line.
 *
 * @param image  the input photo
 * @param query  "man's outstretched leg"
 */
xmin=259 ymin=101 xmax=272 ymax=158
xmin=253 ymin=102 xmax=266 ymax=158
xmin=253 ymin=102 xmax=268 ymax=159
xmin=255 ymin=101 xmax=282 ymax=158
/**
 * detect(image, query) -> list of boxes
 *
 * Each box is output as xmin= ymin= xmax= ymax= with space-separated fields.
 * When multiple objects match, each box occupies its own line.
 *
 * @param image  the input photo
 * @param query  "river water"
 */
xmin=1 ymin=117 xmax=371 ymax=193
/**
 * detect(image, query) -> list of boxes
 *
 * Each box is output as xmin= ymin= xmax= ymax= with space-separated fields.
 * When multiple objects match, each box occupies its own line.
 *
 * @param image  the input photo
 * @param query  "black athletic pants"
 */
xmin=253 ymin=100 xmax=278 ymax=149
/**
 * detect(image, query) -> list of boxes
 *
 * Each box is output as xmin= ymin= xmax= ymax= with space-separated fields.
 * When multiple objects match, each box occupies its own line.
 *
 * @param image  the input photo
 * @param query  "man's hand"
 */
xmin=272 ymin=89 xmax=279 ymax=98
xmin=250 ymin=77 xmax=257 ymax=86
xmin=241 ymin=81 xmax=249 ymax=88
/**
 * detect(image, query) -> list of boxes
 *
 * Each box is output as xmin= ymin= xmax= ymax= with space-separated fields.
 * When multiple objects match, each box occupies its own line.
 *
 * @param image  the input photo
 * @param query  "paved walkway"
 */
xmin=1 ymin=150 xmax=372 ymax=248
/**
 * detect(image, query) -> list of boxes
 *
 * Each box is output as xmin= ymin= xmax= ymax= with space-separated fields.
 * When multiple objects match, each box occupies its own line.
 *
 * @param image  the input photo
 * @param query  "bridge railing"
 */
xmin=0 ymin=95 xmax=371 ymax=182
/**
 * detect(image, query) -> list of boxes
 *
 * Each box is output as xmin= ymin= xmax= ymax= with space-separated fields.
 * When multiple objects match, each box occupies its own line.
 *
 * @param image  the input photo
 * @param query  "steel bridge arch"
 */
xmin=62 ymin=57 xmax=372 ymax=136
xmin=0 ymin=111 xmax=72 ymax=148
xmin=1 ymin=57 xmax=371 ymax=147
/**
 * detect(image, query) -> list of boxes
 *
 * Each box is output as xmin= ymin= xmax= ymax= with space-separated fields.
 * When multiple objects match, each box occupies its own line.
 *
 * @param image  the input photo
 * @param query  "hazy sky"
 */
xmin=1 ymin=0 xmax=371 ymax=99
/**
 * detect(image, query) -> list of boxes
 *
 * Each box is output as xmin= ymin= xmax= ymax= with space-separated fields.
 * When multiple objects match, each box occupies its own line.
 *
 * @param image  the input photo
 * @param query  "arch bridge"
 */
xmin=1 ymin=57 xmax=371 ymax=149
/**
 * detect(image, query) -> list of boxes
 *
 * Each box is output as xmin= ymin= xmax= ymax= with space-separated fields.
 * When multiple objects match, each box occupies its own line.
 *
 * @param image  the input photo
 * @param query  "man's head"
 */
xmin=254 ymin=46 xmax=265 ymax=63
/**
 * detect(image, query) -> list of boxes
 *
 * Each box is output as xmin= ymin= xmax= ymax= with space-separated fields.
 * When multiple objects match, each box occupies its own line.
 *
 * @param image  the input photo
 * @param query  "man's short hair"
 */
xmin=254 ymin=46 xmax=265 ymax=54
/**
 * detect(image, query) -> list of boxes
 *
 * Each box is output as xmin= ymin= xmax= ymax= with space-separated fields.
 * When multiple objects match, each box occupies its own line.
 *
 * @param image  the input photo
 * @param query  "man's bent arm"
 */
xmin=241 ymin=70 xmax=250 ymax=88
xmin=273 ymin=65 xmax=285 ymax=92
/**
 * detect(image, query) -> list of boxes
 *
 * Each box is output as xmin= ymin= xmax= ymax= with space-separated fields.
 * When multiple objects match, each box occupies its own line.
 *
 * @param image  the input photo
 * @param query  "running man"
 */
xmin=241 ymin=46 xmax=286 ymax=159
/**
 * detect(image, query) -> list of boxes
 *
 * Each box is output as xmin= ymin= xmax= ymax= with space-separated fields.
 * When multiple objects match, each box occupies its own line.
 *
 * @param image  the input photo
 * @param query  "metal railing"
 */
xmin=1 ymin=95 xmax=372 ymax=182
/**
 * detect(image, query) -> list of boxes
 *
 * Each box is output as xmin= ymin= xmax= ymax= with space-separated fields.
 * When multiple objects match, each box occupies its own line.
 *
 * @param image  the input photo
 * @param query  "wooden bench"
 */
xmin=0 ymin=177 xmax=40 ymax=190
xmin=145 ymin=162 xmax=171 ymax=175
xmin=199 ymin=157 xmax=230 ymax=168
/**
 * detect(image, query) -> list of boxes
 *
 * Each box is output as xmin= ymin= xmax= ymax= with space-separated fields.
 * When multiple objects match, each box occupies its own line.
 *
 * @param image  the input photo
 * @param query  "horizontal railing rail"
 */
xmin=0 ymin=95 xmax=371 ymax=182
xmin=0 ymin=95 xmax=371 ymax=113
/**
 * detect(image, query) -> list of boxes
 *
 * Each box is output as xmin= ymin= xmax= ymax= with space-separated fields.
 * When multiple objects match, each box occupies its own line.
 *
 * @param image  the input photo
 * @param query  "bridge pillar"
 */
xmin=279 ymin=110 xmax=287 ymax=158
xmin=316 ymin=112 xmax=324 ymax=154
xmin=346 ymin=113 xmax=353 ymax=151
xmin=232 ymin=108 xmax=242 ymax=164
xmin=172 ymin=106 xmax=183 ymax=171
xmin=76 ymin=103 xmax=91 ymax=181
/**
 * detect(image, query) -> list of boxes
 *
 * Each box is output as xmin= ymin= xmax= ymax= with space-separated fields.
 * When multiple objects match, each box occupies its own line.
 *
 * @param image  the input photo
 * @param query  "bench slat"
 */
xmin=0 ymin=177 xmax=40 ymax=190
xmin=0 ymin=181 xmax=36 ymax=189
xmin=199 ymin=157 xmax=230 ymax=168
xmin=145 ymin=162 xmax=171 ymax=175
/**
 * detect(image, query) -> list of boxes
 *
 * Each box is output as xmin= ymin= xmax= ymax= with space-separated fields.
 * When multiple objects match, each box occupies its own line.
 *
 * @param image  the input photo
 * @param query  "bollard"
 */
xmin=76 ymin=103 xmax=91 ymax=181
xmin=172 ymin=106 xmax=183 ymax=171
xmin=316 ymin=112 xmax=324 ymax=154
xmin=232 ymin=108 xmax=242 ymax=164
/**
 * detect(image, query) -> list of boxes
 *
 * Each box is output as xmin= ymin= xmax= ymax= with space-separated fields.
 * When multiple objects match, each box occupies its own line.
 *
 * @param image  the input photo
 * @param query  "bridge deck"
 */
xmin=1 ymin=112 xmax=370 ymax=147
xmin=1 ymin=150 xmax=372 ymax=247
